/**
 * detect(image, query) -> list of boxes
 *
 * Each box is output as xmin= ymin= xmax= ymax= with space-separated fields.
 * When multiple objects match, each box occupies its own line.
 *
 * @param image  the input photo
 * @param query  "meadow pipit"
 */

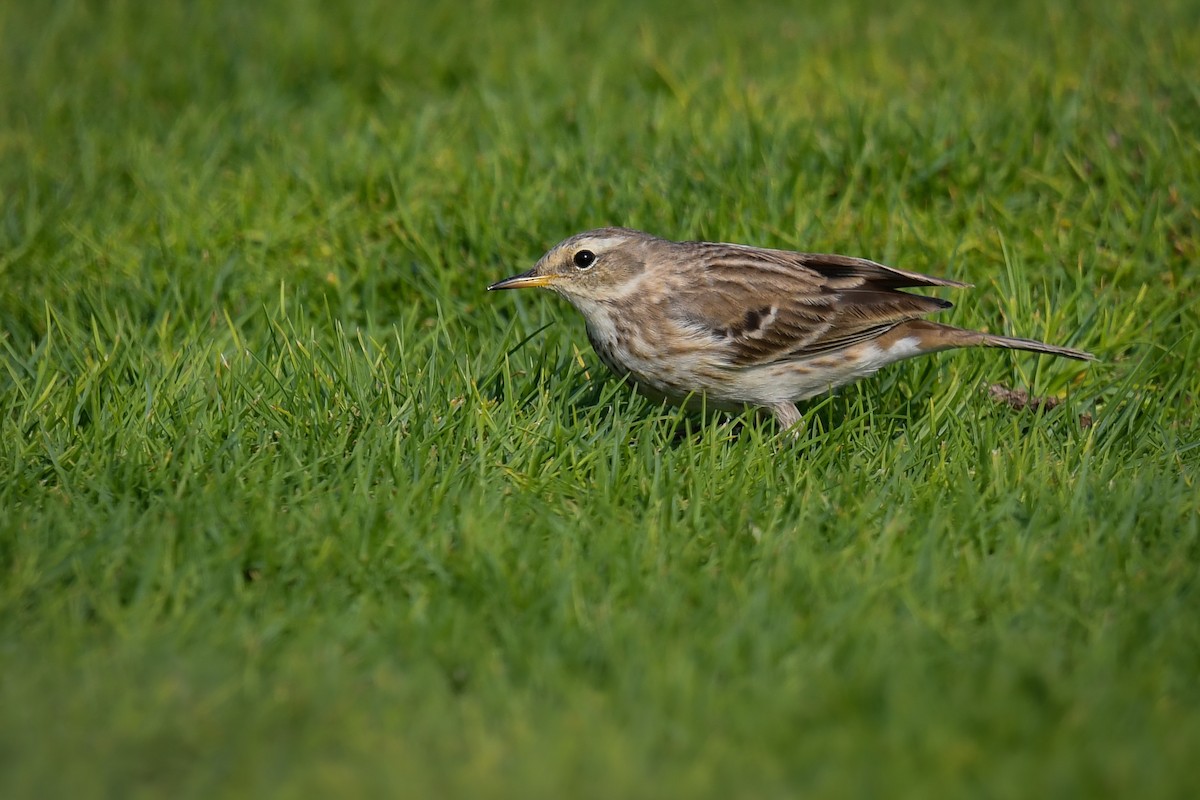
xmin=489 ymin=228 xmax=1094 ymax=431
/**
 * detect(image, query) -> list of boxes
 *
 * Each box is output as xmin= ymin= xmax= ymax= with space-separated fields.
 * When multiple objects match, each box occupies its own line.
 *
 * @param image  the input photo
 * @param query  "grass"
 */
xmin=2 ymin=0 xmax=1198 ymax=796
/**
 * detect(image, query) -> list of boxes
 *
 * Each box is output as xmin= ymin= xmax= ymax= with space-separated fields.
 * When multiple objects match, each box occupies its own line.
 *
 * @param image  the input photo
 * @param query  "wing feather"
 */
xmin=670 ymin=243 xmax=961 ymax=366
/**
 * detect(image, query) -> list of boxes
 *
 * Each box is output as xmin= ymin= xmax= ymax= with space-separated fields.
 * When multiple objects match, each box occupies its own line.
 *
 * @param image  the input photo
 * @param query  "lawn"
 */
xmin=2 ymin=0 xmax=1198 ymax=797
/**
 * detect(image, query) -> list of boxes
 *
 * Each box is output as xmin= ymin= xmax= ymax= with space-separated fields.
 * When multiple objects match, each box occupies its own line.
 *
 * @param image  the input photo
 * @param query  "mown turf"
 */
xmin=2 ymin=0 xmax=1198 ymax=797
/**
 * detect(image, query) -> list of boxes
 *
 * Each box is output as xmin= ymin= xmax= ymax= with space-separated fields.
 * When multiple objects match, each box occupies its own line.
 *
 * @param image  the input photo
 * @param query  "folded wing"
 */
xmin=670 ymin=243 xmax=966 ymax=366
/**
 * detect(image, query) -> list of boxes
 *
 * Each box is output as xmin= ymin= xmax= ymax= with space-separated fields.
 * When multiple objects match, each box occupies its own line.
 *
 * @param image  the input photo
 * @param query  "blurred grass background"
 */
xmin=2 ymin=0 xmax=1198 ymax=796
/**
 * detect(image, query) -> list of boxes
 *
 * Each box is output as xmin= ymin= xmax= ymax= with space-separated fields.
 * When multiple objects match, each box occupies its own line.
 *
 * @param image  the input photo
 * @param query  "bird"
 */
xmin=488 ymin=227 xmax=1094 ymax=432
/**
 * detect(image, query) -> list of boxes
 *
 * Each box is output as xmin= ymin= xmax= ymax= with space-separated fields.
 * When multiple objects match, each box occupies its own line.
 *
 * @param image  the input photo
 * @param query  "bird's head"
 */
xmin=488 ymin=227 xmax=660 ymax=304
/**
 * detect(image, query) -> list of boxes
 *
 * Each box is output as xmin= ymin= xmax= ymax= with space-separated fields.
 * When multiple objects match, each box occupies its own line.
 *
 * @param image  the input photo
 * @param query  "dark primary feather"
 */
xmin=670 ymin=243 xmax=961 ymax=366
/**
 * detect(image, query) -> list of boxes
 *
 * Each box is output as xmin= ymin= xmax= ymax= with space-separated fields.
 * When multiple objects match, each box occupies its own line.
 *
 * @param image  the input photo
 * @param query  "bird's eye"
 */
xmin=573 ymin=250 xmax=596 ymax=270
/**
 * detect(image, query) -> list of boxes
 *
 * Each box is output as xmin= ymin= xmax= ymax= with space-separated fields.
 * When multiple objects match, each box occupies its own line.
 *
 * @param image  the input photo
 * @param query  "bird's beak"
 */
xmin=487 ymin=270 xmax=553 ymax=291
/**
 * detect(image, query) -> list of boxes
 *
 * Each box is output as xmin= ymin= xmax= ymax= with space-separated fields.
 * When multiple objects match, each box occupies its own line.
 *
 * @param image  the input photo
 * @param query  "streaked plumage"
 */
xmin=489 ymin=227 xmax=1094 ymax=431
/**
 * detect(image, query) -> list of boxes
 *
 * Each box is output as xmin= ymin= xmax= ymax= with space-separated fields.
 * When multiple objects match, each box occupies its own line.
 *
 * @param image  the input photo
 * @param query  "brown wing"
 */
xmin=669 ymin=243 xmax=968 ymax=366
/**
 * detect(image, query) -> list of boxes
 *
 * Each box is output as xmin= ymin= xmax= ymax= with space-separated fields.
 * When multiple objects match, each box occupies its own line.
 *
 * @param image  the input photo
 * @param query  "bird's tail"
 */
xmin=897 ymin=321 xmax=1096 ymax=361
xmin=976 ymin=333 xmax=1096 ymax=362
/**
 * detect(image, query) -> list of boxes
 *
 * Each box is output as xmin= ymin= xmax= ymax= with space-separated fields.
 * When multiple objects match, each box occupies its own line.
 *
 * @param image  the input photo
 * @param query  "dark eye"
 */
xmin=573 ymin=250 xmax=596 ymax=270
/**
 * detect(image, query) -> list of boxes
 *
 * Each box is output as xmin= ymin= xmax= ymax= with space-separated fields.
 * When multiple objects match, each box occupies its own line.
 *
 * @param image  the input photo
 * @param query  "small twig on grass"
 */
xmin=987 ymin=384 xmax=1094 ymax=429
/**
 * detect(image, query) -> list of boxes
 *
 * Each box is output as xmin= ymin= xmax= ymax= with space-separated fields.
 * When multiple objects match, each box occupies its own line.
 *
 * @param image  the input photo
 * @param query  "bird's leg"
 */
xmin=770 ymin=401 xmax=804 ymax=437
